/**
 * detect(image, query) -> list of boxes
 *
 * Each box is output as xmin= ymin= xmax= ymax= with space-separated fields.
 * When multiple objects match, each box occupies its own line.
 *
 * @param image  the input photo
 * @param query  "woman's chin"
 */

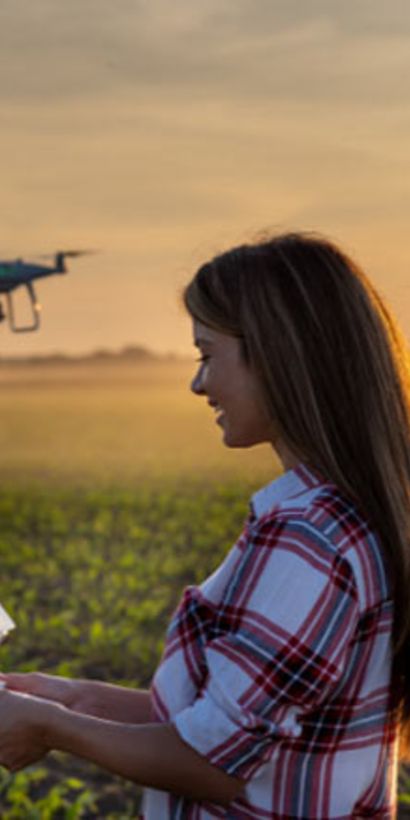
xmin=221 ymin=427 xmax=251 ymax=449
xmin=220 ymin=422 xmax=266 ymax=449
xmin=220 ymin=423 xmax=235 ymax=447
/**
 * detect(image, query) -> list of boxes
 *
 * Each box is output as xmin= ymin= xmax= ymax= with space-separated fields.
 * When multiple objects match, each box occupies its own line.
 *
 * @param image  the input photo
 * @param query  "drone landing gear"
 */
xmin=6 ymin=283 xmax=41 ymax=332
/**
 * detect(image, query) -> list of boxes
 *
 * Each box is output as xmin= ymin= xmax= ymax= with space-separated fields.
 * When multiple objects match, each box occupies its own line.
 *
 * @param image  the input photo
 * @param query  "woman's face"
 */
xmin=191 ymin=319 xmax=275 ymax=448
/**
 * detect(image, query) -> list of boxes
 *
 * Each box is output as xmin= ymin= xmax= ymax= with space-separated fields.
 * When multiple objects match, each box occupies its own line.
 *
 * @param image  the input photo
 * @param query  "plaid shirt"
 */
xmin=143 ymin=462 xmax=398 ymax=818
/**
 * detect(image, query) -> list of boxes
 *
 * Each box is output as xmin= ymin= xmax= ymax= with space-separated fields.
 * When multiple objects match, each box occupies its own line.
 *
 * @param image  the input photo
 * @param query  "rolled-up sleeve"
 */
xmin=172 ymin=514 xmax=359 ymax=780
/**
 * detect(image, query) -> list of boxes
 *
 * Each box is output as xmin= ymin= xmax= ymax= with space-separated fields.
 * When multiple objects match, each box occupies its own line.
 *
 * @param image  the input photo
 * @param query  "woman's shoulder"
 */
xmin=249 ymin=472 xmax=390 ymax=611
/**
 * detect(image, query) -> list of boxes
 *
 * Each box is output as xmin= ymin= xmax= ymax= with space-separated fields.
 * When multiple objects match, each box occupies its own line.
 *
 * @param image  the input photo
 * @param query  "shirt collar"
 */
xmin=251 ymin=461 xmax=325 ymax=520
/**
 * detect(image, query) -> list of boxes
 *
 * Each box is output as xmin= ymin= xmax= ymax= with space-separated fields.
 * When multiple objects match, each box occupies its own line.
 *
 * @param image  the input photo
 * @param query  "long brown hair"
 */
xmin=183 ymin=231 xmax=410 ymax=740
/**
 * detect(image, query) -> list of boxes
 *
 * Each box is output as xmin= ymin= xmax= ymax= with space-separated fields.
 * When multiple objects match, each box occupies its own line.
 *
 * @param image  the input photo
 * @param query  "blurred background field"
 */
xmin=0 ymin=356 xmax=276 ymax=485
xmin=0 ymin=356 xmax=408 ymax=818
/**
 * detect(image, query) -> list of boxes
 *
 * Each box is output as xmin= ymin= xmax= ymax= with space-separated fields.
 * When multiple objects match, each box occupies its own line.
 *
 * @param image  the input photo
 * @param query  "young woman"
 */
xmin=0 ymin=232 xmax=409 ymax=818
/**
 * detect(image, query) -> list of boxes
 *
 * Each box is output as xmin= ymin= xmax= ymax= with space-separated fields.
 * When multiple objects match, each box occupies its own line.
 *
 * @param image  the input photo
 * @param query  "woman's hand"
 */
xmin=0 ymin=673 xmax=153 ymax=724
xmin=0 ymin=672 xmax=80 ymax=710
xmin=0 ymin=688 xmax=57 ymax=772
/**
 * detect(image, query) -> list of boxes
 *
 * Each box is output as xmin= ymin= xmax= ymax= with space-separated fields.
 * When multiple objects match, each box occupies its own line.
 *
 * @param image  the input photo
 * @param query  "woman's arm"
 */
xmin=58 ymin=680 xmax=153 ymax=724
xmin=2 ymin=673 xmax=153 ymax=724
xmin=0 ymin=690 xmax=244 ymax=807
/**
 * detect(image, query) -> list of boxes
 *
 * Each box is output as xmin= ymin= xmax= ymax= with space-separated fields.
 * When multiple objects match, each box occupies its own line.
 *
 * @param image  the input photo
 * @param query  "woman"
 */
xmin=0 ymin=232 xmax=409 ymax=818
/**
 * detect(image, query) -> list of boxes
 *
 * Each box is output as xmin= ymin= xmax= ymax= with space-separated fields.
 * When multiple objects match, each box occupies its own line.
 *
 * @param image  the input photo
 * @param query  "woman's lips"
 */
xmin=207 ymin=400 xmax=225 ymax=424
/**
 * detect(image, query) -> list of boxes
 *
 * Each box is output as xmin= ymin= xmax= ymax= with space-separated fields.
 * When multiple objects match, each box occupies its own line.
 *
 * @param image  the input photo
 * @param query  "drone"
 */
xmin=0 ymin=250 xmax=89 ymax=332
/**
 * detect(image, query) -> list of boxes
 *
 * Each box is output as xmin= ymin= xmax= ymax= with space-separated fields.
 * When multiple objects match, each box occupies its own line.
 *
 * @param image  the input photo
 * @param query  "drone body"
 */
xmin=0 ymin=251 xmax=86 ymax=332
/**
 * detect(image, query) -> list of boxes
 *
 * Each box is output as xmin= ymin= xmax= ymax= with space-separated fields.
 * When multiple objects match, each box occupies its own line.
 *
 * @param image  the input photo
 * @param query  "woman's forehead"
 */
xmin=192 ymin=319 xmax=218 ymax=347
xmin=192 ymin=319 xmax=238 ymax=348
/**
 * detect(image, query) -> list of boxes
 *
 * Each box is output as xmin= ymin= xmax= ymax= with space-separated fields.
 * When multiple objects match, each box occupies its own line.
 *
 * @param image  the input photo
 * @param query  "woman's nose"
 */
xmin=191 ymin=370 xmax=205 ymax=395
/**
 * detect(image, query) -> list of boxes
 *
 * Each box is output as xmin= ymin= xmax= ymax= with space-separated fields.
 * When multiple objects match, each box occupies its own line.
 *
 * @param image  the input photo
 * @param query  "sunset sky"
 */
xmin=0 ymin=0 xmax=409 ymax=356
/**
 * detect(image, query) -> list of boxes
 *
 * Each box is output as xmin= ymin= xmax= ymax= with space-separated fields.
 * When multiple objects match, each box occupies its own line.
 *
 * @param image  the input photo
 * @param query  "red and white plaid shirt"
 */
xmin=143 ymin=462 xmax=398 ymax=818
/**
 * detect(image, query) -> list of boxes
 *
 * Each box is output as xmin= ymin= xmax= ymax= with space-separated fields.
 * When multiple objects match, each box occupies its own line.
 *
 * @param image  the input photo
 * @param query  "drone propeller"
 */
xmin=36 ymin=249 xmax=97 ymax=260
xmin=59 ymin=250 xmax=97 ymax=257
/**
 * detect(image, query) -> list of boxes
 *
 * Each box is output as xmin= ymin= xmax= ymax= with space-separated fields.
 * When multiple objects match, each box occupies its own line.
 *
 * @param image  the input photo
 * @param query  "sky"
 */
xmin=0 ymin=0 xmax=409 ymax=356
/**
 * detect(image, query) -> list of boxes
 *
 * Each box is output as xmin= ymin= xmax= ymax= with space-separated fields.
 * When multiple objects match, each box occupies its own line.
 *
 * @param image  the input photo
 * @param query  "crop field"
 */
xmin=0 ymin=359 xmax=275 ymax=485
xmin=0 ymin=358 xmax=408 ymax=818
